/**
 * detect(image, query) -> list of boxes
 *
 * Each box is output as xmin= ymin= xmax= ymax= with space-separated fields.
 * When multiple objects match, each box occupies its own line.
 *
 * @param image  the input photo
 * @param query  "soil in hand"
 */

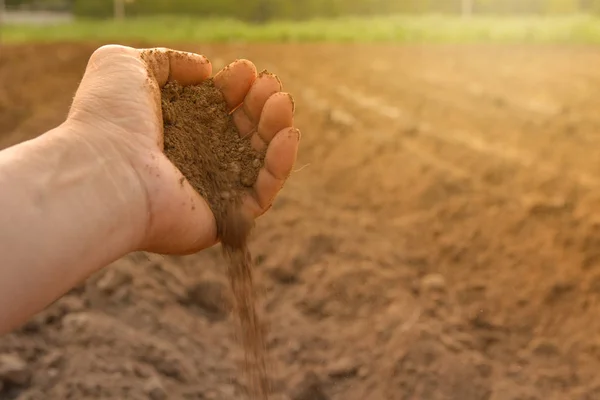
xmin=161 ymin=79 xmax=270 ymax=399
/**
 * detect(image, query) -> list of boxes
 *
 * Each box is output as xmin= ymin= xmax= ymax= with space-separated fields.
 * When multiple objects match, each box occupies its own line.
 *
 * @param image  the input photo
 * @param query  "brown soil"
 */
xmin=161 ymin=79 xmax=264 ymax=233
xmin=162 ymin=79 xmax=269 ymax=399
xmin=3 ymin=42 xmax=600 ymax=400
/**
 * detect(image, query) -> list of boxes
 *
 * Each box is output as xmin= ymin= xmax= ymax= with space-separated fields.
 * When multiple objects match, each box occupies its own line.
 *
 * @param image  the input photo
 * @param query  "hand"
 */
xmin=67 ymin=45 xmax=299 ymax=254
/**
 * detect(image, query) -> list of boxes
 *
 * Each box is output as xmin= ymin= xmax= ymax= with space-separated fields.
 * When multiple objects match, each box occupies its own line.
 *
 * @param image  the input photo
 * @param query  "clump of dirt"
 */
xmin=161 ymin=79 xmax=269 ymax=399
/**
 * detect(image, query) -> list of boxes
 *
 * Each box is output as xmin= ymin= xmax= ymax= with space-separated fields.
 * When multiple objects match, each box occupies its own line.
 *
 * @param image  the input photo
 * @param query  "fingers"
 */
xmin=242 ymin=72 xmax=282 ymax=123
xmin=258 ymin=92 xmax=295 ymax=143
xmin=233 ymin=72 xmax=284 ymax=150
xmin=140 ymin=48 xmax=212 ymax=87
xmin=213 ymin=59 xmax=257 ymax=110
xmin=213 ymin=62 xmax=297 ymax=217
xmin=232 ymin=72 xmax=282 ymax=143
xmin=252 ymin=128 xmax=301 ymax=213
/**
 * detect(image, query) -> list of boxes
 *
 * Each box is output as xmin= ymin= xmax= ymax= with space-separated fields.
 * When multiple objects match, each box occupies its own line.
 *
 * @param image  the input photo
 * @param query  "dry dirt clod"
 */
xmin=182 ymin=280 xmax=231 ymax=320
xmin=421 ymin=273 xmax=447 ymax=293
xmin=269 ymin=265 xmax=298 ymax=284
xmin=530 ymin=338 xmax=560 ymax=358
xmin=357 ymin=366 xmax=369 ymax=379
xmin=219 ymin=384 xmax=236 ymax=397
xmin=61 ymin=312 xmax=93 ymax=332
xmin=144 ymin=376 xmax=167 ymax=400
xmin=56 ymin=295 xmax=86 ymax=314
xmin=40 ymin=351 xmax=63 ymax=369
xmin=0 ymin=353 xmax=31 ymax=386
xmin=96 ymin=268 xmax=132 ymax=294
xmin=161 ymin=79 xmax=269 ymax=399
xmin=326 ymin=357 xmax=358 ymax=379
xmin=290 ymin=372 xmax=329 ymax=400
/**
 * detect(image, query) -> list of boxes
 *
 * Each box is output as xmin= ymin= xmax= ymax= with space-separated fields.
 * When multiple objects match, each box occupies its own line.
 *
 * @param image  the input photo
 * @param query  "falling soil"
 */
xmin=161 ymin=79 xmax=269 ymax=399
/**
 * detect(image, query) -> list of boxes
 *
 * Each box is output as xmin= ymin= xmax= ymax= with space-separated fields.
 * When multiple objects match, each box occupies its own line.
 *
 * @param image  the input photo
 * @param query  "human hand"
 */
xmin=67 ymin=45 xmax=299 ymax=254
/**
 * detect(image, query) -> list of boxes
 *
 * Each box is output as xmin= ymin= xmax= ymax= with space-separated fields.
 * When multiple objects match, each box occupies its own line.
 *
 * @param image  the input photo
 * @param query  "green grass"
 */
xmin=3 ymin=14 xmax=600 ymax=44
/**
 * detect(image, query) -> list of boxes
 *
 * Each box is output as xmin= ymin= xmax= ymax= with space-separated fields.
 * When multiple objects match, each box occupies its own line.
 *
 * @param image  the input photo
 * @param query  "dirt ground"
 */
xmin=2 ymin=42 xmax=600 ymax=400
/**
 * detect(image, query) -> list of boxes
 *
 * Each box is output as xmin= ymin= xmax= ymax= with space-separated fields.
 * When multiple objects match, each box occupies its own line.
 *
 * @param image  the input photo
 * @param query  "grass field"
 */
xmin=2 ymin=14 xmax=600 ymax=43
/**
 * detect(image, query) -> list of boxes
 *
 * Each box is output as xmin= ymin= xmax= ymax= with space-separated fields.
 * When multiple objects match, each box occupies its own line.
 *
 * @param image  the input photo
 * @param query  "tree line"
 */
xmin=6 ymin=0 xmax=600 ymax=20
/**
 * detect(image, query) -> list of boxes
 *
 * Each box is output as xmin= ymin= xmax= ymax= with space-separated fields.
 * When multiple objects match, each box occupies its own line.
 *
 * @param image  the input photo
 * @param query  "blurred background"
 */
xmin=3 ymin=0 xmax=600 ymax=19
xmin=1 ymin=0 xmax=600 ymax=42
xmin=2 ymin=1 xmax=600 ymax=400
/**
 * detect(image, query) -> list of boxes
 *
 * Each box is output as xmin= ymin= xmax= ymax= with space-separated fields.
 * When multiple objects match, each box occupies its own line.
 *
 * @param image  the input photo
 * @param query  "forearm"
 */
xmin=0 ymin=123 xmax=147 ymax=333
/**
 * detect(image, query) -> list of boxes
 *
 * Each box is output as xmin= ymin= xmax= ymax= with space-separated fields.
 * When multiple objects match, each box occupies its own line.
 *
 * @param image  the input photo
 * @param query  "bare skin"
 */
xmin=0 ymin=45 xmax=300 ymax=334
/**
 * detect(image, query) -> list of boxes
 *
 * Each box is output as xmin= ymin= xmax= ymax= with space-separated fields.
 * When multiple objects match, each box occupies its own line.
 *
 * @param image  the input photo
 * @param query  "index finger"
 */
xmin=140 ymin=48 xmax=212 ymax=87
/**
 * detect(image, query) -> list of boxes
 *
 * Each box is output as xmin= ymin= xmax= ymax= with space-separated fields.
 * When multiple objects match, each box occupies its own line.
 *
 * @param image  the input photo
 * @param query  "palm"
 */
xmin=70 ymin=45 xmax=298 ymax=254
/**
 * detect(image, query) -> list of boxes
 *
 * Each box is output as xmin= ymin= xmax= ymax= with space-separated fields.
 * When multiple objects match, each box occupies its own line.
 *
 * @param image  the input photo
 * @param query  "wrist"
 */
xmin=0 ymin=121 xmax=151 ymax=332
xmin=52 ymin=120 xmax=150 ymax=255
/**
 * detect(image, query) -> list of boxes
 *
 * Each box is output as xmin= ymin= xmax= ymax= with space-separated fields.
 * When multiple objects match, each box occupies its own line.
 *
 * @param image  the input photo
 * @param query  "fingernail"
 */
xmin=287 ymin=93 xmax=296 ymax=113
xmin=259 ymin=69 xmax=282 ymax=89
xmin=274 ymin=74 xmax=283 ymax=90
xmin=290 ymin=128 xmax=301 ymax=141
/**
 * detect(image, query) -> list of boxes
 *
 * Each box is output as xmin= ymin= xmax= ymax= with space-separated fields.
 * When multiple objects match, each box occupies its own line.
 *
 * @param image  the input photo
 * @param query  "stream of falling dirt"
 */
xmin=223 ymin=245 xmax=270 ymax=400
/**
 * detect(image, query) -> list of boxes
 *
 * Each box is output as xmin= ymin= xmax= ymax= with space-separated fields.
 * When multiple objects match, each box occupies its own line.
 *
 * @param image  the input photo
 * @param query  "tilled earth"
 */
xmin=2 ymin=42 xmax=600 ymax=400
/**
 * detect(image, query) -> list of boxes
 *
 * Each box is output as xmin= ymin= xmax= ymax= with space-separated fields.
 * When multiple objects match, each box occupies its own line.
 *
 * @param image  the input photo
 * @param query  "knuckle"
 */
xmin=90 ymin=45 xmax=133 ymax=64
xmin=91 ymin=44 xmax=119 ymax=58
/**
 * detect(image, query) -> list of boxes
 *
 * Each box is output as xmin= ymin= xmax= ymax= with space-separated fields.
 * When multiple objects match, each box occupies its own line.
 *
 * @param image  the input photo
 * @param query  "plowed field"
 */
xmin=2 ymin=42 xmax=600 ymax=400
